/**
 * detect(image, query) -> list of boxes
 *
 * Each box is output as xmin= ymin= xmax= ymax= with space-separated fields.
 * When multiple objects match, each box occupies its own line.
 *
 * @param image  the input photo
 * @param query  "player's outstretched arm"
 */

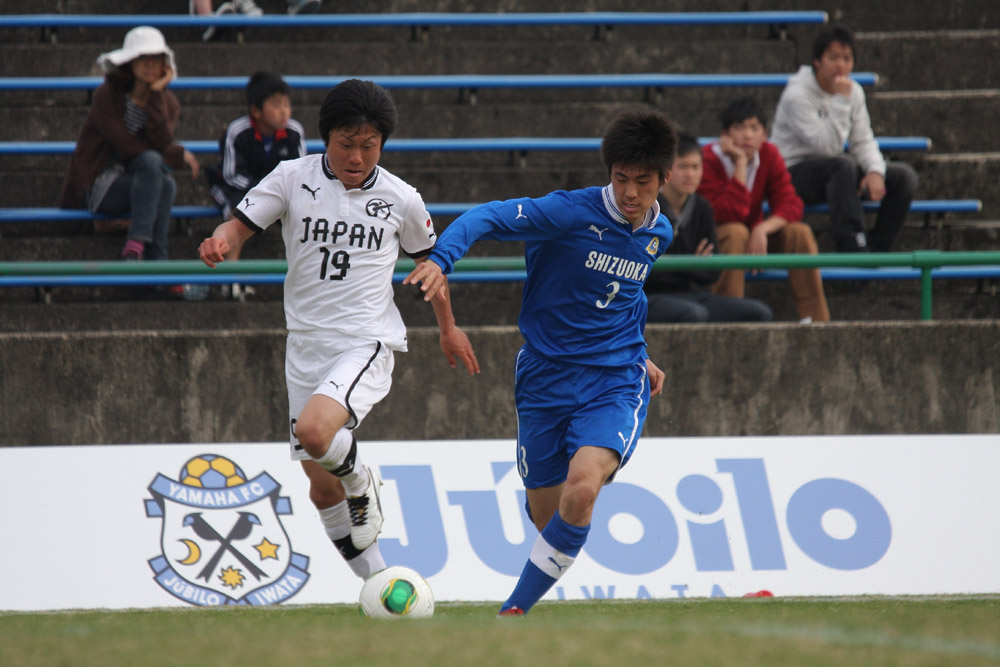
xmin=403 ymin=257 xmax=448 ymax=302
xmin=411 ymin=257 xmax=480 ymax=375
xmin=646 ymin=358 xmax=665 ymax=397
xmin=199 ymin=218 xmax=254 ymax=268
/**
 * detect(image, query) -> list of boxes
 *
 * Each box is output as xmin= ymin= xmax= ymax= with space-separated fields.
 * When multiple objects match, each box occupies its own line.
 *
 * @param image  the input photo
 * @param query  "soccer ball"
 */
xmin=359 ymin=566 xmax=435 ymax=619
xmin=180 ymin=454 xmax=247 ymax=488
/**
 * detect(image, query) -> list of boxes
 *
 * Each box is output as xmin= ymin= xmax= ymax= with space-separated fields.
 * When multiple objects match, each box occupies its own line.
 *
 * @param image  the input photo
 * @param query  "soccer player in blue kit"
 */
xmin=405 ymin=107 xmax=675 ymax=616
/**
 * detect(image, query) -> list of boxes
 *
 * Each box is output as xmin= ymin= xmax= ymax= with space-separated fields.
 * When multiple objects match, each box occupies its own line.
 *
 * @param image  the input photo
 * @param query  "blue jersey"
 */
xmin=428 ymin=185 xmax=673 ymax=367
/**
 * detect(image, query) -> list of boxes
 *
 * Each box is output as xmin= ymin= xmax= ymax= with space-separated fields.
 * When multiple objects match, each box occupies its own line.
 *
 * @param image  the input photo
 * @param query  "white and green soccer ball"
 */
xmin=359 ymin=566 xmax=435 ymax=619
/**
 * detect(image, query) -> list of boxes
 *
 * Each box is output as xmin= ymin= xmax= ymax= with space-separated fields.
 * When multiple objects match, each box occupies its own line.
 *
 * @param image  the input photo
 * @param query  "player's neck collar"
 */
xmin=321 ymin=155 xmax=380 ymax=190
xmin=601 ymin=183 xmax=660 ymax=230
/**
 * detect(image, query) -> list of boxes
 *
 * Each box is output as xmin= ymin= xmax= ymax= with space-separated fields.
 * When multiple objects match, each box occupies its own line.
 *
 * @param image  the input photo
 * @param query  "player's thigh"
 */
xmin=566 ymin=361 xmax=650 ymax=478
xmin=286 ymin=334 xmax=393 ymax=460
xmin=514 ymin=349 xmax=577 ymax=489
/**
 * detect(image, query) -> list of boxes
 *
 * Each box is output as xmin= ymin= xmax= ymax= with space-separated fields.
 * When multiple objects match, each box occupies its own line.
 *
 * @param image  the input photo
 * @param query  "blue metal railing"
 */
xmin=0 ymin=72 xmax=879 ymax=92
xmin=0 ymin=136 xmax=931 ymax=156
xmin=0 ymin=12 xmax=830 ymax=30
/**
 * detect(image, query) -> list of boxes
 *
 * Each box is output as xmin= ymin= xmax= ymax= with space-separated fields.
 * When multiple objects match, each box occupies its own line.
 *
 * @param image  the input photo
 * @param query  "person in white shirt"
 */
xmin=198 ymin=79 xmax=479 ymax=581
xmin=771 ymin=24 xmax=918 ymax=253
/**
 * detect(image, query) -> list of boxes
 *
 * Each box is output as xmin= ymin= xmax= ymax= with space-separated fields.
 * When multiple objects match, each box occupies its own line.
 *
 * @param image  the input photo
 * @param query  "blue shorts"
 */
xmin=513 ymin=346 xmax=650 ymax=489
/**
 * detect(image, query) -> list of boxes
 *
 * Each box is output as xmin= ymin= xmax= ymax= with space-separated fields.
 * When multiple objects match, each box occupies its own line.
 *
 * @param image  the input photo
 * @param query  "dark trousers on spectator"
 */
xmin=97 ymin=150 xmax=176 ymax=261
xmin=712 ymin=222 xmax=831 ymax=322
xmin=646 ymin=289 xmax=773 ymax=323
xmin=788 ymin=156 xmax=918 ymax=252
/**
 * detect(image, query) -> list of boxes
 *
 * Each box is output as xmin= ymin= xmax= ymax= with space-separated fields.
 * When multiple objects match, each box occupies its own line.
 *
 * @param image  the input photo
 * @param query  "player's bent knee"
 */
xmin=560 ymin=483 xmax=601 ymax=525
xmin=294 ymin=418 xmax=333 ymax=458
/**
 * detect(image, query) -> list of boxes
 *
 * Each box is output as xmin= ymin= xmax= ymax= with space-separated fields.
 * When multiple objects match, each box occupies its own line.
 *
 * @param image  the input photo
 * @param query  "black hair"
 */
xmin=719 ymin=97 xmax=767 ymax=130
xmin=812 ymin=24 xmax=857 ymax=66
xmin=675 ymin=133 xmax=702 ymax=159
xmin=318 ymin=79 xmax=397 ymax=147
xmin=600 ymin=107 xmax=676 ymax=179
xmin=111 ymin=62 xmax=137 ymax=92
xmin=246 ymin=71 xmax=291 ymax=111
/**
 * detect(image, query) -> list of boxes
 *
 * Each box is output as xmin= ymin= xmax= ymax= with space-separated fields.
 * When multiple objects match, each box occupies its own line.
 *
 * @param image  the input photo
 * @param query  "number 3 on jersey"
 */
xmin=595 ymin=281 xmax=620 ymax=309
xmin=318 ymin=247 xmax=351 ymax=280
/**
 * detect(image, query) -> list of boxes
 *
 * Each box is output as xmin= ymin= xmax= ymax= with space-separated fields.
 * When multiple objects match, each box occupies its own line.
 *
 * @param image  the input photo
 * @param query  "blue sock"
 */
xmin=500 ymin=511 xmax=590 ymax=613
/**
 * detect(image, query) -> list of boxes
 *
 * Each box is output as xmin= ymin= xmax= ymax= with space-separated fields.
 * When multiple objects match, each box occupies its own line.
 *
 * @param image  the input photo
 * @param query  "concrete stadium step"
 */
xmin=2 ymin=272 xmax=997 ymax=328
xmin=6 ymin=27 xmax=996 ymax=94
xmin=868 ymin=90 xmax=1000 ymax=153
xmin=3 ymin=153 xmax=997 ymax=214
xmin=856 ymin=30 xmax=1000 ymax=91
xmin=14 ymin=0 xmax=1000 ymax=32
xmin=2 ymin=87 xmax=994 ymax=153
xmin=0 ymin=39 xmax=797 ymax=78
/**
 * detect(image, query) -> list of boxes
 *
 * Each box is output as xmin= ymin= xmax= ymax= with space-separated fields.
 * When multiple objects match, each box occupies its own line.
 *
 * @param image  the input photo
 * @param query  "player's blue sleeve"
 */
xmin=428 ymin=192 xmax=576 ymax=273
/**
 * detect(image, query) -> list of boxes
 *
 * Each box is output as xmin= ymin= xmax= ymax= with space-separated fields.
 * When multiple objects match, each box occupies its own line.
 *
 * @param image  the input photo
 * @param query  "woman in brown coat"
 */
xmin=59 ymin=26 xmax=199 ymax=261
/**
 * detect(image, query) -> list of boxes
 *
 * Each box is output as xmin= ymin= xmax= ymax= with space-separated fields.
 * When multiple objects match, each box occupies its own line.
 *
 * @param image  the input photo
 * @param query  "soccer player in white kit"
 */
xmin=199 ymin=79 xmax=479 ymax=580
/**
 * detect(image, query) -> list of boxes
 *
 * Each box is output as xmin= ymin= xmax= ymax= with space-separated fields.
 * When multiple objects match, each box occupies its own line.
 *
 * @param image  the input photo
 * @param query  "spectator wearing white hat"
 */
xmin=59 ymin=27 xmax=199 ymax=278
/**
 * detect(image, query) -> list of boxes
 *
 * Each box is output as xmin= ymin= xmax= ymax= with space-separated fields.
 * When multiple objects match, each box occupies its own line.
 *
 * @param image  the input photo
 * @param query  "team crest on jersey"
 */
xmin=144 ymin=454 xmax=310 ymax=607
xmin=366 ymin=198 xmax=393 ymax=219
xmin=646 ymin=237 xmax=659 ymax=255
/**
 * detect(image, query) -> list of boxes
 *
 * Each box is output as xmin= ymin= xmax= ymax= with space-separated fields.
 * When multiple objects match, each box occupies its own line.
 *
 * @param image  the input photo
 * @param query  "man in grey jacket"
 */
xmin=771 ymin=24 xmax=918 ymax=252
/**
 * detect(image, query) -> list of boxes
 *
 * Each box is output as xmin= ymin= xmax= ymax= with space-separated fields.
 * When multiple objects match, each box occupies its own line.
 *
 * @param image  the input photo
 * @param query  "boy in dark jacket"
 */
xmin=206 ymin=71 xmax=307 ymax=221
xmin=644 ymin=134 xmax=772 ymax=322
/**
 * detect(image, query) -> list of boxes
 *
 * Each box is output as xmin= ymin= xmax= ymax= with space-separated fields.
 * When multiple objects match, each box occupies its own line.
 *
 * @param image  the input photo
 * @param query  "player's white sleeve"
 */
xmin=397 ymin=188 xmax=437 ymax=257
xmin=233 ymin=160 xmax=289 ymax=232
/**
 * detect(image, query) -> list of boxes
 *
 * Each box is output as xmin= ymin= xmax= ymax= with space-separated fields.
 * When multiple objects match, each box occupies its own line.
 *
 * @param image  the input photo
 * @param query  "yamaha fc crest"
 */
xmin=144 ymin=454 xmax=310 ymax=606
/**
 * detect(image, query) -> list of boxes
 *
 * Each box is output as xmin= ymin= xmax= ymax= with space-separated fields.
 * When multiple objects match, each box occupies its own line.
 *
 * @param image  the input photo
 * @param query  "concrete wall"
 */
xmin=3 ymin=322 xmax=998 ymax=446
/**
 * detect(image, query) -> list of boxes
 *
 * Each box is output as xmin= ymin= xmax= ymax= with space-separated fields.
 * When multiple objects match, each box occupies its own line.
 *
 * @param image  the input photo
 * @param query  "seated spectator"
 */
xmin=191 ymin=0 xmax=320 ymax=40
xmin=204 ymin=71 xmax=306 ymax=298
xmin=58 ymin=27 xmax=199 ymax=269
xmin=206 ymin=71 xmax=306 ymax=222
xmin=699 ymin=97 xmax=830 ymax=323
xmin=644 ymin=134 xmax=772 ymax=323
xmin=771 ymin=24 xmax=918 ymax=252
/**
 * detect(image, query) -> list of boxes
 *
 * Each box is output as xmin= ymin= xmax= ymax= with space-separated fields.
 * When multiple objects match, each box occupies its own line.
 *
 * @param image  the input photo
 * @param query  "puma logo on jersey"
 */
xmin=243 ymin=197 xmax=255 ymax=208
xmin=328 ymin=380 xmax=343 ymax=390
xmin=300 ymin=183 xmax=320 ymax=200
xmin=589 ymin=225 xmax=608 ymax=240
xmin=515 ymin=204 xmax=527 ymax=220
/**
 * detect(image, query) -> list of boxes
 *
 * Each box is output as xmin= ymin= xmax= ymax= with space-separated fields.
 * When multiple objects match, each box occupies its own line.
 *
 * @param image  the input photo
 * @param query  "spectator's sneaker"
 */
xmin=157 ymin=285 xmax=186 ymax=300
xmin=222 ymin=283 xmax=257 ymax=301
xmin=287 ymin=0 xmax=321 ymax=15
xmin=837 ymin=232 xmax=870 ymax=253
xmin=347 ymin=466 xmax=383 ymax=550
xmin=497 ymin=606 xmax=525 ymax=618
xmin=203 ymin=2 xmax=236 ymax=42
xmin=233 ymin=0 xmax=263 ymax=16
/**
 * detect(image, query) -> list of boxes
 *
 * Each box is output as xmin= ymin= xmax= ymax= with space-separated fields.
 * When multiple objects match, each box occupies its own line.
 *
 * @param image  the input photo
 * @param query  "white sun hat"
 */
xmin=97 ymin=26 xmax=177 ymax=74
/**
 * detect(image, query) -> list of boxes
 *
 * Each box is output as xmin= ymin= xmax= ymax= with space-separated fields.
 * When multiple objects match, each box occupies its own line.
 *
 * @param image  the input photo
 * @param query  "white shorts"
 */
xmin=285 ymin=332 xmax=394 ymax=461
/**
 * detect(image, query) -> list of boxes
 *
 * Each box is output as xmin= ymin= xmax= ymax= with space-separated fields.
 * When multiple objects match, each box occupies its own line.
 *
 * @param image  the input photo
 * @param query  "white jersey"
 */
xmin=233 ymin=154 xmax=436 ymax=351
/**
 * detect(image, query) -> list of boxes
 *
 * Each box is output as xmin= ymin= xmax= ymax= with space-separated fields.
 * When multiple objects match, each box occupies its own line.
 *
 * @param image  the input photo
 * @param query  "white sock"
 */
xmin=314 ymin=429 xmax=367 ymax=495
xmin=318 ymin=501 xmax=386 ymax=579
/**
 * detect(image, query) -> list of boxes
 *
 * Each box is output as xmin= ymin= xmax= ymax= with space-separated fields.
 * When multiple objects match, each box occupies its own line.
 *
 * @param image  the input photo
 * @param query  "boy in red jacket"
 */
xmin=698 ymin=97 xmax=830 ymax=322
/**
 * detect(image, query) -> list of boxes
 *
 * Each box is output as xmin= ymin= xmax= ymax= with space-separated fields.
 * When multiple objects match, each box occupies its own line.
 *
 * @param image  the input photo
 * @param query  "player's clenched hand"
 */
xmin=440 ymin=326 xmax=481 ymax=375
xmin=404 ymin=259 xmax=447 ymax=302
xmin=199 ymin=236 xmax=229 ymax=268
xmin=646 ymin=358 xmax=665 ymax=397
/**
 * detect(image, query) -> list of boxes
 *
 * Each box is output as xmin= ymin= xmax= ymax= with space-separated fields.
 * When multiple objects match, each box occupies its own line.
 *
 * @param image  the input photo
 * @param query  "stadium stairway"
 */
xmin=1 ymin=0 xmax=998 ymax=326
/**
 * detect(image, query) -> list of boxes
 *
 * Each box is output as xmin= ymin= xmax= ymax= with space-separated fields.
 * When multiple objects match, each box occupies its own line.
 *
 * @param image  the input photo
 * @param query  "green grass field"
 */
xmin=3 ymin=597 xmax=999 ymax=666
